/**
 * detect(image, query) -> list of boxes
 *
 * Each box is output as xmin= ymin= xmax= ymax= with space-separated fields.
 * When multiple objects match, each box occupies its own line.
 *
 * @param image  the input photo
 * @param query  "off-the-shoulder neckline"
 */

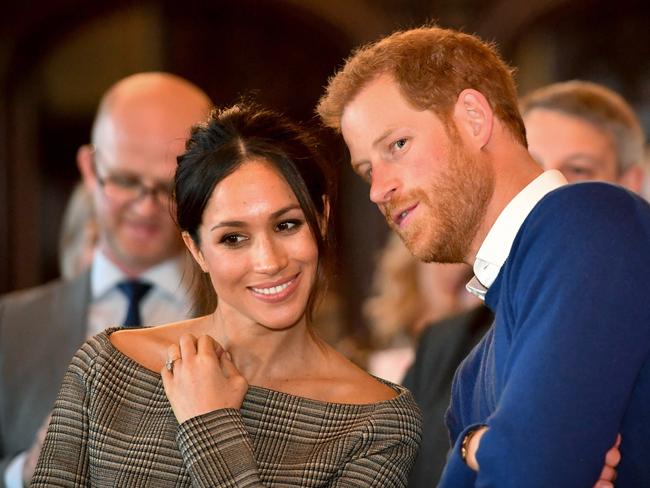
xmin=96 ymin=327 xmax=408 ymax=409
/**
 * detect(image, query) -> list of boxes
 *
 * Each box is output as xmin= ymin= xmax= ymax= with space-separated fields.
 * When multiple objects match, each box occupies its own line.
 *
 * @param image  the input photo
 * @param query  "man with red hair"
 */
xmin=318 ymin=26 xmax=648 ymax=487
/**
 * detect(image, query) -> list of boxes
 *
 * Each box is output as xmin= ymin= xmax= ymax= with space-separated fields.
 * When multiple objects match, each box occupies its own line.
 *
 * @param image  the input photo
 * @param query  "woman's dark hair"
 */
xmin=175 ymin=102 xmax=336 ymax=321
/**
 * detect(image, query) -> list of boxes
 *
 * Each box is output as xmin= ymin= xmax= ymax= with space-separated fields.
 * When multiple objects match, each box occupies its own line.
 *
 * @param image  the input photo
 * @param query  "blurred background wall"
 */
xmin=1 ymin=0 xmax=649 ymax=345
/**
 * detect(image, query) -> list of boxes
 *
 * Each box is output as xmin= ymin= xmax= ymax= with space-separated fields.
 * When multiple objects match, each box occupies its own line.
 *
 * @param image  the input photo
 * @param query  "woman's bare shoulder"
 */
xmin=337 ymin=358 xmax=398 ymax=403
xmin=315 ymin=346 xmax=398 ymax=404
xmin=109 ymin=318 xmax=206 ymax=372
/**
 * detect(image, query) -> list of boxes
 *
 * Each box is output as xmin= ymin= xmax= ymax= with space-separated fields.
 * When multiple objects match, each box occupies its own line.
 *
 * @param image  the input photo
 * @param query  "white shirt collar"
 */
xmin=467 ymin=170 xmax=568 ymax=299
xmin=90 ymin=249 xmax=190 ymax=300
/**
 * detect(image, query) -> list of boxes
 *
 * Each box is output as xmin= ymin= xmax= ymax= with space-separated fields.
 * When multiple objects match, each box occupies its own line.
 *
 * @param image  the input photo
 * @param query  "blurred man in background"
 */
xmin=0 ymin=72 xmax=211 ymax=487
xmin=521 ymin=79 xmax=646 ymax=192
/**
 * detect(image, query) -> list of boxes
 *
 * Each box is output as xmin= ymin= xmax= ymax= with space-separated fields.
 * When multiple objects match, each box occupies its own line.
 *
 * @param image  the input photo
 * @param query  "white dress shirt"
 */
xmin=87 ymin=249 xmax=194 ymax=337
xmin=466 ymin=170 xmax=567 ymax=300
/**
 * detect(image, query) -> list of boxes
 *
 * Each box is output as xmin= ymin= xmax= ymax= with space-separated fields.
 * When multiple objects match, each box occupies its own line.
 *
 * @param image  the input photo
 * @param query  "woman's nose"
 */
xmin=252 ymin=234 xmax=287 ymax=275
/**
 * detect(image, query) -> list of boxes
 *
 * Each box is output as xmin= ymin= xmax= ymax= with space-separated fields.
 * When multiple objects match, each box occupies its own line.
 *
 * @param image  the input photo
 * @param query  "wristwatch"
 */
xmin=460 ymin=428 xmax=479 ymax=463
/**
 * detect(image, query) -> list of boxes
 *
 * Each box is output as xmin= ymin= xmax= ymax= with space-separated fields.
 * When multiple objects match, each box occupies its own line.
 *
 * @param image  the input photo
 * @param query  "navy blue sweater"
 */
xmin=439 ymin=183 xmax=650 ymax=487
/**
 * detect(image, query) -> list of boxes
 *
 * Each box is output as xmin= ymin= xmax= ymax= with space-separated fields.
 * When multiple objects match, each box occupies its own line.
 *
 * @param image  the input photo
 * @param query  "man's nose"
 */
xmin=369 ymin=162 xmax=399 ymax=204
xmin=130 ymin=190 xmax=160 ymax=215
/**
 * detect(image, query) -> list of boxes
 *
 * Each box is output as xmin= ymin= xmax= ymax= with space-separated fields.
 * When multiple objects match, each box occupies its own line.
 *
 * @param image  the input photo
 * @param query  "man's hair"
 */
xmin=520 ymin=80 xmax=645 ymax=172
xmin=317 ymin=25 xmax=527 ymax=146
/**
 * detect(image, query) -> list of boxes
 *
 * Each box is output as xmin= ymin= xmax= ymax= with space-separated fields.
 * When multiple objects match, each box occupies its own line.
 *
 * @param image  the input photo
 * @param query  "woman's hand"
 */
xmin=161 ymin=333 xmax=248 ymax=424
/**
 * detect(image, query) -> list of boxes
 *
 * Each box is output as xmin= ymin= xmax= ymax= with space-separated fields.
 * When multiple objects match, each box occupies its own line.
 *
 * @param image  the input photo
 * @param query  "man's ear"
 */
xmin=619 ymin=164 xmax=645 ymax=194
xmin=77 ymin=144 xmax=97 ymax=191
xmin=182 ymin=231 xmax=208 ymax=273
xmin=453 ymin=89 xmax=494 ymax=149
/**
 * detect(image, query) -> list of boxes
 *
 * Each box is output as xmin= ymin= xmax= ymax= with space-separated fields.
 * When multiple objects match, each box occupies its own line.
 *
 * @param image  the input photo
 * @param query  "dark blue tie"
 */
xmin=117 ymin=280 xmax=152 ymax=328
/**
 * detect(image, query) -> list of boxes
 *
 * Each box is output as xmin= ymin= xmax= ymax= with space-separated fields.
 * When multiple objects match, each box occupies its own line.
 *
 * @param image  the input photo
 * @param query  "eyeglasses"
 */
xmin=92 ymin=149 xmax=174 ymax=206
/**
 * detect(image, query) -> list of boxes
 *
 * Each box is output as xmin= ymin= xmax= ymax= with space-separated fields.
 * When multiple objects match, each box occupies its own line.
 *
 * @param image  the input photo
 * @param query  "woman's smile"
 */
xmin=248 ymin=272 xmax=301 ymax=302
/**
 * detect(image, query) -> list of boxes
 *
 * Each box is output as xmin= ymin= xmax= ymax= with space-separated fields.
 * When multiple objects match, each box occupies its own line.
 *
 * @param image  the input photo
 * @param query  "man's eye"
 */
xmin=392 ymin=138 xmax=408 ymax=151
xmin=355 ymin=165 xmax=372 ymax=183
xmin=564 ymin=166 xmax=594 ymax=180
xmin=110 ymin=175 xmax=141 ymax=189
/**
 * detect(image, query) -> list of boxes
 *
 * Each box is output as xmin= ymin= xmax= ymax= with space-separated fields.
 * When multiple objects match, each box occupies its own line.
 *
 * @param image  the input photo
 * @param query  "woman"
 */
xmin=32 ymin=103 xmax=422 ymax=487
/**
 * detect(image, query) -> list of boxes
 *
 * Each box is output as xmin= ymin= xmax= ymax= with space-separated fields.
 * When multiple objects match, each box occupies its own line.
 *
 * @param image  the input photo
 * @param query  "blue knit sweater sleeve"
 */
xmin=439 ymin=183 xmax=650 ymax=487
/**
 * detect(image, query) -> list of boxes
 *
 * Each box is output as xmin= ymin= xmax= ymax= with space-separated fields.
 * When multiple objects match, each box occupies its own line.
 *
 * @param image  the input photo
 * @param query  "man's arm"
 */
xmin=464 ymin=427 xmax=620 ymax=487
xmin=441 ymin=185 xmax=650 ymax=487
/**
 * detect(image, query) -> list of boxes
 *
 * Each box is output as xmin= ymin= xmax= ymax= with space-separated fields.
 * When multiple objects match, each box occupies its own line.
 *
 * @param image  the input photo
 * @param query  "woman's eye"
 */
xmin=220 ymin=234 xmax=247 ymax=246
xmin=277 ymin=220 xmax=302 ymax=232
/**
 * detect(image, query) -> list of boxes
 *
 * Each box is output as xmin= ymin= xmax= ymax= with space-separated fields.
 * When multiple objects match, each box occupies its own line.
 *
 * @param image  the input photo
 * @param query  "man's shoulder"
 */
xmin=499 ymin=181 xmax=650 ymax=302
xmin=2 ymin=279 xmax=65 ymax=305
xmin=538 ymin=182 xmax=648 ymax=218
xmin=0 ymin=272 xmax=89 ymax=319
xmin=519 ymin=182 xmax=650 ymax=246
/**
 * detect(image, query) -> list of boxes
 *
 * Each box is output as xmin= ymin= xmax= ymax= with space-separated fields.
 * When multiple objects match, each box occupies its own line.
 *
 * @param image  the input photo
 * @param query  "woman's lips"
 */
xmin=248 ymin=274 xmax=300 ymax=303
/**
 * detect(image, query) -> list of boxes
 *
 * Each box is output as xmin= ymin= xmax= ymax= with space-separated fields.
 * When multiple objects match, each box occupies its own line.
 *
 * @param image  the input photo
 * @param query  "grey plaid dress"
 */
xmin=31 ymin=330 xmax=421 ymax=487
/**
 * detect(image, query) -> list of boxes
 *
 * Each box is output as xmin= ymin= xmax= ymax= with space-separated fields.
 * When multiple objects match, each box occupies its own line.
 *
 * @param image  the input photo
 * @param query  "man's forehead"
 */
xmin=95 ymin=140 xmax=178 ymax=179
xmin=340 ymin=78 xmax=401 ymax=146
xmin=342 ymin=75 xmax=399 ymax=116
xmin=95 ymin=109 xmax=187 ymax=164
xmin=97 ymin=110 xmax=188 ymax=146
xmin=525 ymin=109 xmax=616 ymax=150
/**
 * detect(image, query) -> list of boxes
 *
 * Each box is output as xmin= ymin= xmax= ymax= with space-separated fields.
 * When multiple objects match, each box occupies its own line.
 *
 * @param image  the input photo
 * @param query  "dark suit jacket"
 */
xmin=402 ymin=305 xmax=493 ymax=488
xmin=0 ymin=272 xmax=89 ymax=482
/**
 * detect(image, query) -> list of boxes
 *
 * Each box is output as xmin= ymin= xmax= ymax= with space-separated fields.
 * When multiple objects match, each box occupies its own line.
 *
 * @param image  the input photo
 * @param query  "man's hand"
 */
xmin=593 ymin=434 xmax=622 ymax=488
xmin=464 ymin=426 xmax=487 ymax=471
xmin=22 ymin=414 xmax=51 ymax=485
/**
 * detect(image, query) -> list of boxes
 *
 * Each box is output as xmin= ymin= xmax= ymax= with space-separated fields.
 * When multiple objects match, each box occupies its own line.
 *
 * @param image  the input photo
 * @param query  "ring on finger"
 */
xmin=165 ymin=355 xmax=181 ymax=372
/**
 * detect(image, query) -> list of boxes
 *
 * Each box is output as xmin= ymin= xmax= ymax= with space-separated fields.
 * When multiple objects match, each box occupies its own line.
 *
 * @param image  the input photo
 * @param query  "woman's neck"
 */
xmin=206 ymin=308 xmax=322 ymax=386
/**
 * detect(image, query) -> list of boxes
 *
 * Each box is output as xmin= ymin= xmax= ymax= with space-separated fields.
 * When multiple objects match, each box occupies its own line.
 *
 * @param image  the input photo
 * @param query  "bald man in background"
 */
xmin=0 ymin=72 xmax=212 ymax=487
xmin=521 ymin=80 xmax=646 ymax=192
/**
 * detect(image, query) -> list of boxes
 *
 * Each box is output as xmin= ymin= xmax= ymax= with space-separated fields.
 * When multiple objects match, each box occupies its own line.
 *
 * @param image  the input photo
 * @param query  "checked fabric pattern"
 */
xmin=32 ymin=329 xmax=422 ymax=487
